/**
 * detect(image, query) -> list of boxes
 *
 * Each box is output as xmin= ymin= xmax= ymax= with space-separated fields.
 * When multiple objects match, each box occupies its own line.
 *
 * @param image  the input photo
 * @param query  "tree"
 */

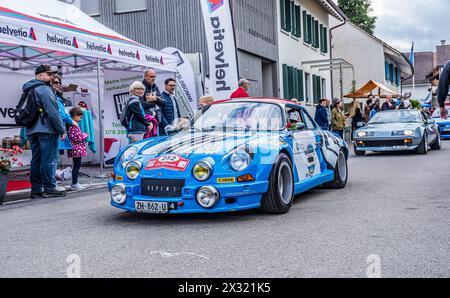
xmin=338 ymin=0 xmax=377 ymax=35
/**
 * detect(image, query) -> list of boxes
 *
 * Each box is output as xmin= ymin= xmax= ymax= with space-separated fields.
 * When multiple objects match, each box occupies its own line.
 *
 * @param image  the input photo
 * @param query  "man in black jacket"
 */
xmin=141 ymin=69 xmax=166 ymax=130
xmin=437 ymin=60 xmax=450 ymax=119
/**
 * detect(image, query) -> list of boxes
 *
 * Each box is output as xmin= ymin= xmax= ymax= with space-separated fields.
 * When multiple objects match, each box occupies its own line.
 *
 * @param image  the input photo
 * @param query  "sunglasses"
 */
xmin=53 ymin=81 xmax=61 ymax=85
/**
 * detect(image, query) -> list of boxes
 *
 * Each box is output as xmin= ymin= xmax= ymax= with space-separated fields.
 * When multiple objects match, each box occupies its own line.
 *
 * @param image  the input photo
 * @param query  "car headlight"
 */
xmin=196 ymin=186 xmax=220 ymax=209
xmin=357 ymin=131 xmax=367 ymax=137
xmin=193 ymin=160 xmax=213 ymax=182
xmin=111 ymin=184 xmax=126 ymax=205
xmin=121 ymin=146 xmax=138 ymax=167
xmin=230 ymin=149 xmax=252 ymax=172
xmin=125 ymin=161 xmax=142 ymax=180
xmin=404 ymin=130 xmax=414 ymax=136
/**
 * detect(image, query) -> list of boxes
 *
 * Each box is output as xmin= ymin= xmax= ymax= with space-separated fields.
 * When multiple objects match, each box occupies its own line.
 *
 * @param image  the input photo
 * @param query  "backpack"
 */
xmin=119 ymin=97 xmax=139 ymax=128
xmin=15 ymin=83 xmax=46 ymax=128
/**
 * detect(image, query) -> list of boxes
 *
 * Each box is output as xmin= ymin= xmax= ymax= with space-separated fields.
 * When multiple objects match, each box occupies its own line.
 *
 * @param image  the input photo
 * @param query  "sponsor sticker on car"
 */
xmin=217 ymin=177 xmax=236 ymax=184
xmin=146 ymin=154 xmax=190 ymax=171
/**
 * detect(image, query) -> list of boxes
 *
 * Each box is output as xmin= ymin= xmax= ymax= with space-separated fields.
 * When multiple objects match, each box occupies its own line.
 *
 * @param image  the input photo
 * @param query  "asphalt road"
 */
xmin=1 ymin=143 xmax=449 ymax=278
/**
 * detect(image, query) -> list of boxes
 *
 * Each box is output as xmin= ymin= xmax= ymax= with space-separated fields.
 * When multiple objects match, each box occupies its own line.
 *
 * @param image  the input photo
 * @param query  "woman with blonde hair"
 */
xmin=126 ymin=81 xmax=153 ymax=143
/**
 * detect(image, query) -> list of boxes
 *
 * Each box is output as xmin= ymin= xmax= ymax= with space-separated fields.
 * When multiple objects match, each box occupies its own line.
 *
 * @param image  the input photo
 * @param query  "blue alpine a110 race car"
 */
xmin=108 ymin=98 xmax=349 ymax=215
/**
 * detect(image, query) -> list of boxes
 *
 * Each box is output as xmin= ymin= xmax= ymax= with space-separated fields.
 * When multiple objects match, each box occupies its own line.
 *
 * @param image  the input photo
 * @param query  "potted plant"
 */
xmin=0 ymin=146 xmax=24 ymax=204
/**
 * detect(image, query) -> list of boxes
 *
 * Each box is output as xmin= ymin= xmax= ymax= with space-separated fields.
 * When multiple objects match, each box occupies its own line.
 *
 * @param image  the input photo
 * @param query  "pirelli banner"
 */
xmin=200 ymin=0 xmax=239 ymax=100
xmin=0 ymin=0 xmax=177 ymax=72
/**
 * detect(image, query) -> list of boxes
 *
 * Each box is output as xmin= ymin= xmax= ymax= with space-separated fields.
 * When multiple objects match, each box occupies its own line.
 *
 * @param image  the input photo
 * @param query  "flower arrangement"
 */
xmin=0 ymin=146 xmax=24 ymax=175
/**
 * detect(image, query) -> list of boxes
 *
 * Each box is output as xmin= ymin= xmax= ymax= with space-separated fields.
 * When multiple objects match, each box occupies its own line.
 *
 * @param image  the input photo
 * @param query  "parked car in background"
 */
xmin=109 ymin=98 xmax=349 ymax=215
xmin=353 ymin=110 xmax=441 ymax=156
xmin=431 ymin=105 xmax=450 ymax=140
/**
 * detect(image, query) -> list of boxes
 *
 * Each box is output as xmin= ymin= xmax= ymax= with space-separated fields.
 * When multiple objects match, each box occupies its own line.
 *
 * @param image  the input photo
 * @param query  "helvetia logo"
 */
xmin=207 ymin=0 xmax=224 ymax=12
xmin=145 ymin=54 xmax=163 ymax=65
xmin=119 ymin=49 xmax=140 ymax=60
xmin=72 ymin=37 xmax=79 ymax=48
xmin=29 ymin=27 xmax=37 ymax=40
xmin=107 ymin=44 xmax=112 ymax=55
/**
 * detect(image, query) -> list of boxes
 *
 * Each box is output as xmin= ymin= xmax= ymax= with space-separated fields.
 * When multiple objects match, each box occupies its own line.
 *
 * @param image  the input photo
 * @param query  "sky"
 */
xmin=337 ymin=0 xmax=450 ymax=53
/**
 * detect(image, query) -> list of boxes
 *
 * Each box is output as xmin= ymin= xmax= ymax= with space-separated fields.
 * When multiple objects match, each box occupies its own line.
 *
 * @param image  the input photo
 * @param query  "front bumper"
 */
xmin=438 ymin=127 xmax=450 ymax=139
xmin=353 ymin=137 xmax=420 ymax=152
xmin=108 ymin=179 xmax=269 ymax=214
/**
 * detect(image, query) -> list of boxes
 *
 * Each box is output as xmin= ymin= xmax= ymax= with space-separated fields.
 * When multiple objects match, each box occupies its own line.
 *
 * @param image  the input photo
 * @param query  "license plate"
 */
xmin=444 ymin=128 xmax=450 ymax=131
xmin=393 ymin=146 xmax=408 ymax=150
xmin=135 ymin=201 xmax=169 ymax=214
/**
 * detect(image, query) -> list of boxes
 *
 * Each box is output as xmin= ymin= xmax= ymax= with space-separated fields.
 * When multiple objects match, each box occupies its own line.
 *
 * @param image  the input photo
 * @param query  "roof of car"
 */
xmin=212 ymin=97 xmax=302 ymax=107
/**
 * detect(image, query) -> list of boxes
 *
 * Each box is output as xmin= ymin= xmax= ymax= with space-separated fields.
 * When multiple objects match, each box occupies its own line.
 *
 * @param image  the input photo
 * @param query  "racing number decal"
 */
xmin=292 ymin=131 xmax=321 ymax=180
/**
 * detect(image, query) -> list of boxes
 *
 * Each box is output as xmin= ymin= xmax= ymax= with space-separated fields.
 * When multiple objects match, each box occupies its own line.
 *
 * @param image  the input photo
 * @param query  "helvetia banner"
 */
xmin=200 ymin=0 xmax=239 ymax=100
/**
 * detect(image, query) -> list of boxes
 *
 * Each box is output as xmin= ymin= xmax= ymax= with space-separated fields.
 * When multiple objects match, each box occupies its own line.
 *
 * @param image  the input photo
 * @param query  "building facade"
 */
xmin=330 ymin=21 xmax=413 ymax=102
xmin=70 ymin=0 xmax=279 ymax=98
xmin=277 ymin=0 xmax=345 ymax=114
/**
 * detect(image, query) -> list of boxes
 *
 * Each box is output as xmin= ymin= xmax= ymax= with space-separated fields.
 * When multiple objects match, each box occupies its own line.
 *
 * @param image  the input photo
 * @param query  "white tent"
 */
xmin=0 ymin=0 xmax=177 ymax=174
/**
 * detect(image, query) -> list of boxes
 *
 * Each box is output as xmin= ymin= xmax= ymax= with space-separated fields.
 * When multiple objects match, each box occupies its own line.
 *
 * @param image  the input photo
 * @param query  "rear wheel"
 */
xmin=430 ymin=132 xmax=442 ymax=150
xmin=324 ymin=150 xmax=348 ymax=189
xmin=416 ymin=135 xmax=428 ymax=155
xmin=260 ymin=154 xmax=294 ymax=214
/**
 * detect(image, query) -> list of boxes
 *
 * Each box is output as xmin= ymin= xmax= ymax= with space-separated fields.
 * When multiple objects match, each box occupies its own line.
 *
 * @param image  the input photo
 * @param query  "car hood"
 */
xmin=139 ymin=130 xmax=281 ymax=157
xmin=434 ymin=118 xmax=450 ymax=125
xmin=361 ymin=122 xmax=422 ymax=132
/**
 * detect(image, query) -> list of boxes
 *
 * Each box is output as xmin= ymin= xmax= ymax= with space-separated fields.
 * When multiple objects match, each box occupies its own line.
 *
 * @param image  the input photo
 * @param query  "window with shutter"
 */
xmin=283 ymin=64 xmax=289 ymax=99
xmin=320 ymin=24 xmax=324 ymax=52
xmin=306 ymin=14 xmax=312 ymax=44
xmin=287 ymin=66 xmax=294 ymax=100
xmin=293 ymin=5 xmax=301 ymax=38
xmin=303 ymin=10 xmax=308 ymax=43
xmin=298 ymin=69 xmax=304 ymax=100
xmin=323 ymin=27 xmax=328 ymax=53
xmin=314 ymin=20 xmax=319 ymax=48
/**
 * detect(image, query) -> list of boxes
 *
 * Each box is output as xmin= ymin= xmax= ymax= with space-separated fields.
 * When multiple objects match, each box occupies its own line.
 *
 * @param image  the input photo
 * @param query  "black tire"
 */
xmin=416 ymin=135 xmax=428 ymax=155
xmin=260 ymin=153 xmax=294 ymax=214
xmin=354 ymin=148 xmax=366 ymax=156
xmin=430 ymin=132 xmax=442 ymax=150
xmin=324 ymin=150 xmax=348 ymax=189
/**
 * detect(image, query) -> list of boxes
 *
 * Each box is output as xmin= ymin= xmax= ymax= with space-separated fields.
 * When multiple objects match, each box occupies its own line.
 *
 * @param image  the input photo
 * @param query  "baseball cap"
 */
xmin=35 ymin=65 xmax=58 ymax=75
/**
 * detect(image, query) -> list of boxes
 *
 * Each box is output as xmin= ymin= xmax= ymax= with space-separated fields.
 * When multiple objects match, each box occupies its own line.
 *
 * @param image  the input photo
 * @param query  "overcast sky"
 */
xmin=336 ymin=0 xmax=450 ymax=53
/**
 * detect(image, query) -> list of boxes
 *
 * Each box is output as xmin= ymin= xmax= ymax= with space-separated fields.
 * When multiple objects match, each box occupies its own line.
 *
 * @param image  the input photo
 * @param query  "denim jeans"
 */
xmin=29 ymin=133 xmax=59 ymax=193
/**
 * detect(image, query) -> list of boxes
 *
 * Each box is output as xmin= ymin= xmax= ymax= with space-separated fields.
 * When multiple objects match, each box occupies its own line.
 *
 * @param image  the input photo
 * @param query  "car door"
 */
xmin=422 ymin=112 xmax=437 ymax=144
xmin=287 ymin=107 xmax=321 ymax=181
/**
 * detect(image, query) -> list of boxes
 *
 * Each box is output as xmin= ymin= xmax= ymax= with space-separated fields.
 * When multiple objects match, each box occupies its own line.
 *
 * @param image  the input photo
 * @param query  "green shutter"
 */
xmin=314 ymin=20 xmax=319 ymax=48
xmin=291 ymin=1 xmax=297 ymax=36
xmin=280 ymin=0 xmax=286 ymax=31
xmin=294 ymin=6 xmax=301 ymax=38
xmin=312 ymin=74 xmax=317 ymax=103
xmin=303 ymin=10 xmax=308 ymax=42
xmin=282 ymin=64 xmax=289 ymax=99
xmin=307 ymin=14 xmax=312 ymax=44
xmin=317 ymin=76 xmax=322 ymax=100
xmin=319 ymin=24 xmax=324 ymax=52
xmin=297 ymin=69 xmax=304 ymax=100
xmin=311 ymin=17 xmax=315 ymax=45
xmin=287 ymin=66 xmax=294 ymax=100
xmin=323 ymin=27 xmax=328 ymax=53
xmin=293 ymin=68 xmax=299 ymax=99
xmin=285 ymin=0 xmax=291 ymax=32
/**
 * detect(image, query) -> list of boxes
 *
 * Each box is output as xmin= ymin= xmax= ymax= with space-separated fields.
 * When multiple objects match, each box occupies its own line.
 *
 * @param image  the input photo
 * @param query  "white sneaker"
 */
xmin=55 ymin=185 xmax=66 ymax=192
xmin=69 ymin=184 xmax=85 ymax=191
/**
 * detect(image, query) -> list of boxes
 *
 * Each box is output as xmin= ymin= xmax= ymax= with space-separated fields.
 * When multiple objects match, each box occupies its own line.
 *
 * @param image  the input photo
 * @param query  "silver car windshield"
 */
xmin=188 ymin=102 xmax=284 ymax=131
xmin=368 ymin=111 xmax=423 ymax=124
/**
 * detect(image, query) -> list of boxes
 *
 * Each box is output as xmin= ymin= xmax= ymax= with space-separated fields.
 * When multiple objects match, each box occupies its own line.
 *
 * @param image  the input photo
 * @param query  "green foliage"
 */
xmin=338 ymin=0 xmax=377 ymax=35
xmin=410 ymin=99 xmax=422 ymax=110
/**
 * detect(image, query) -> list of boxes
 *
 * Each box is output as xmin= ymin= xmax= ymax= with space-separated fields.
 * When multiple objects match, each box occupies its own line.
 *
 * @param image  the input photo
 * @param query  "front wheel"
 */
xmin=430 ymin=132 xmax=442 ymax=150
xmin=324 ymin=150 xmax=348 ymax=189
xmin=416 ymin=135 xmax=428 ymax=155
xmin=260 ymin=153 xmax=294 ymax=214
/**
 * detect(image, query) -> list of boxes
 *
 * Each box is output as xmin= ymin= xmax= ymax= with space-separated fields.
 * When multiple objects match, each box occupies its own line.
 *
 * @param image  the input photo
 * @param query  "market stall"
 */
xmin=344 ymin=80 xmax=401 ymax=99
xmin=0 ymin=0 xmax=178 ymax=175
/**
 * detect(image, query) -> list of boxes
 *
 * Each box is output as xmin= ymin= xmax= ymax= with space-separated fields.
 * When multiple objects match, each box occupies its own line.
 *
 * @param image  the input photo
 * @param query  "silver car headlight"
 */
xmin=125 ymin=161 xmax=142 ymax=180
xmin=120 ymin=146 xmax=138 ymax=167
xmin=193 ymin=160 xmax=213 ymax=182
xmin=404 ymin=130 xmax=414 ymax=136
xmin=357 ymin=131 xmax=367 ymax=138
xmin=230 ymin=149 xmax=252 ymax=172
xmin=111 ymin=184 xmax=126 ymax=205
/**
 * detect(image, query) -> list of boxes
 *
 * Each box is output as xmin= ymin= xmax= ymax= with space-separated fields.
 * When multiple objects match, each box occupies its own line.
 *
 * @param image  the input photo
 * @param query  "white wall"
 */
xmin=403 ymin=83 xmax=432 ymax=100
xmin=330 ymin=20 xmax=385 ymax=101
xmin=278 ymin=0 xmax=333 ymax=115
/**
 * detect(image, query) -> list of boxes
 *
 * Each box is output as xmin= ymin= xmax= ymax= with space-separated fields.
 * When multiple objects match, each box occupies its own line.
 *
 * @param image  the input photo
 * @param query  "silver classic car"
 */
xmin=353 ymin=110 xmax=442 ymax=156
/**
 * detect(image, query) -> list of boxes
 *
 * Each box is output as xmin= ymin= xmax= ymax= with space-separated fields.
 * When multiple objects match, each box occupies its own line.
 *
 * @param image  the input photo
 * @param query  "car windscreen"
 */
xmin=188 ymin=102 xmax=284 ymax=132
xmin=368 ymin=111 xmax=423 ymax=124
xmin=432 ymin=107 xmax=450 ymax=118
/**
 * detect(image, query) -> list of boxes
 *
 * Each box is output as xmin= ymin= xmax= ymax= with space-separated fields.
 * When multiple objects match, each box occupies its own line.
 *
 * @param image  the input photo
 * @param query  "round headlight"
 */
xmin=125 ymin=161 xmax=142 ymax=180
xmin=357 ymin=131 xmax=367 ymax=137
xmin=111 ymin=184 xmax=126 ymax=204
xmin=193 ymin=161 xmax=213 ymax=182
xmin=196 ymin=186 xmax=220 ymax=209
xmin=404 ymin=130 xmax=414 ymax=136
xmin=230 ymin=150 xmax=251 ymax=172
xmin=121 ymin=146 xmax=138 ymax=165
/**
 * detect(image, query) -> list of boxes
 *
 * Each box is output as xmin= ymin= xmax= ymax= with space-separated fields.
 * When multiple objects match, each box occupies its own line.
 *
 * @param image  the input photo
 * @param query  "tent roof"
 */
xmin=344 ymin=80 xmax=401 ymax=99
xmin=0 ymin=0 xmax=177 ymax=71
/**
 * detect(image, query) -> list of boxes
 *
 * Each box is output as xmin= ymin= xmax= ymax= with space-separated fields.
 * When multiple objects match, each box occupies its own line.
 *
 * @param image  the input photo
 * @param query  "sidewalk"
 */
xmin=3 ymin=165 xmax=111 ymax=205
